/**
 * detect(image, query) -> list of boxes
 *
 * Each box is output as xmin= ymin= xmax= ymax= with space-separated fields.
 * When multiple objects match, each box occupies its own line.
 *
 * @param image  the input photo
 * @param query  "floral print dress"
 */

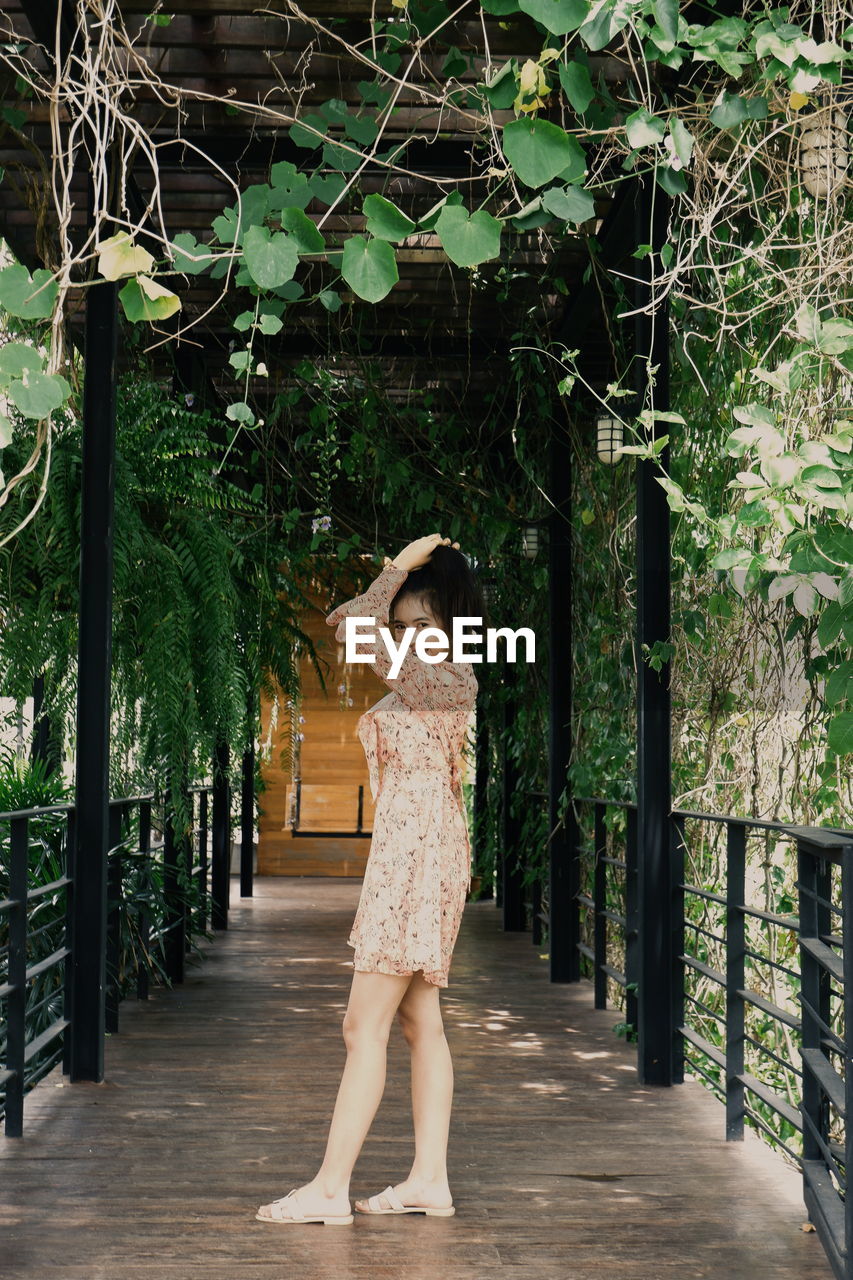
xmin=325 ymin=563 xmax=478 ymax=988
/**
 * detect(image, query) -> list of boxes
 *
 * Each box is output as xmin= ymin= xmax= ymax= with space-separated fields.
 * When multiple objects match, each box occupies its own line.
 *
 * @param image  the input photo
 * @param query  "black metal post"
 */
xmin=137 ymin=800 xmax=151 ymax=1000
xmin=197 ymin=789 xmax=209 ymax=934
xmin=211 ymin=732 xmax=231 ymax=929
xmin=726 ymin=820 xmax=746 ymax=1139
xmin=501 ymin=660 xmax=526 ymax=931
xmin=593 ymin=802 xmax=607 ymax=1008
xmin=104 ymin=801 xmax=124 ymax=1034
xmin=68 ymin=254 xmax=118 ymax=1083
xmin=473 ymin=706 xmax=493 ymax=901
xmin=163 ymin=775 xmax=186 ymax=983
xmin=548 ymin=420 xmax=577 ymax=981
xmin=632 ymin=174 xmax=673 ymax=1085
xmin=240 ymin=690 xmax=256 ymax=898
xmin=4 ymin=816 xmax=28 ymax=1136
xmin=30 ymin=673 xmax=62 ymax=776
xmin=625 ymin=805 xmax=639 ymax=1038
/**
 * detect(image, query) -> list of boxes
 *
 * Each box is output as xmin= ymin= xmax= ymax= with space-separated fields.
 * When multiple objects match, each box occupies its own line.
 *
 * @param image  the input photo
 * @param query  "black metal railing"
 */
xmin=0 ymin=785 xmax=216 ymax=1137
xmin=561 ymin=795 xmax=853 ymax=1280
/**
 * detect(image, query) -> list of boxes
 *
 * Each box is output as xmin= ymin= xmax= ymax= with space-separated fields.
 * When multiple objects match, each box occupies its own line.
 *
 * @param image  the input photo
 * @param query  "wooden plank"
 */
xmin=0 ymin=880 xmax=834 ymax=1279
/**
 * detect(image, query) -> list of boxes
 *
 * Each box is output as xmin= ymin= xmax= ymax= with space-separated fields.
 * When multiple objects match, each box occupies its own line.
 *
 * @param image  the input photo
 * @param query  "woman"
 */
xmin=256 ymin=532 xmax=484 ymax=1226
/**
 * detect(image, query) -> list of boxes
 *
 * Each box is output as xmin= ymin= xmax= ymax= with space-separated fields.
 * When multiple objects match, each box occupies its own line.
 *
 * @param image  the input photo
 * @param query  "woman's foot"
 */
xmin=354 ymin=1175 xmax=453 ymax=1213
xmin=257 ymin=1178 xmax=352 ymax=1222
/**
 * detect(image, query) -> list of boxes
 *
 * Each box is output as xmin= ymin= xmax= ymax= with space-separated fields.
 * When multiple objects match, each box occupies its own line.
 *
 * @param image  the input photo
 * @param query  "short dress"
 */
xmin=325 ymin=562 xmax=478 ymax=988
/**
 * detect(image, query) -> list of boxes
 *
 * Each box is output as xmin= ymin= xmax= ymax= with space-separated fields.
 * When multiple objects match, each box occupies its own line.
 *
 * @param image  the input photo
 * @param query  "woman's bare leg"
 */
xmin=353 ymin=971 xmax=454 ymax=1212
xmin=257 ymin=968 xmax=413 ymax=1219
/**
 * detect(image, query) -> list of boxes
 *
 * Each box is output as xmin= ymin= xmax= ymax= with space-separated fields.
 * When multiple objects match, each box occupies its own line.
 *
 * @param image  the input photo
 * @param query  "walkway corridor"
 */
xmin=1 ymin=879 xmax=833 ymax=1280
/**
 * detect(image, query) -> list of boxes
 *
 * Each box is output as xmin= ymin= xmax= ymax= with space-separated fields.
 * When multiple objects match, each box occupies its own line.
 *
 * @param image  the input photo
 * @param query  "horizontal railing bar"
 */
xmin=572 ymin=798 xmax=853 ymax=843
xmin=800 ymin=936 xmax=844 ymax=984
xmin=27 ymin=875 xmax=71 ymax=904
xmin=577 ymin=893 xmax=594 ymax=911
xmin=802 ymin=1159 xmax=845 ymax=1259
xmin=795 ymin=881 xmax=844 ymax=918
xmin=800 ymin=993 xmax=847 ymax=1057
xmin=801 ymin=1048 xmax=845 ymax=1117
xmin=601 ymin=908 xmax=627 ymax=928
xmin=0 ymin=896 xmax=19 ymax=915
xmin=23 ymin=1018 xmax=69 ymax=1064
xmin=685 ymin=921 xmax=725 ymax=946
xmin=577 ymin=942 xmax=593 ymax=962
xmin=679 ymin=1024 xmax=726 ymax=1070
xmin=735 ymin=986 xmax=801 ymax=1032
xmin=743 ymin=1032 xmax=803 ymax=1080
xmin=600 ymin=962 xmax=626 ymax=987
xmin=800 ymin=1106 xmax=844 ymax=1185
xmin=683 ymin=1055 xmax=726 ymax=1099
xmin=0 ymin=793 xmax=156 ymax=822
xmin=600 ymin=856 xmax=626 ymax=869
xmin=683 ymin=991 xmax=725 ymax=1024
xmin=681 ymin=883 xmax=727 ymax=907
xmin=26 ymin=946 xmax=70 ymax=983
xmin=0 ymin=1066 xmax=13 ymax=1087
xmin=742 ymin=947 xmax=801 ymax=983
xmin=738 ymin=1070 xmax=802 ymax=1131
xmin=680 ymin=953 xmax=726 ymax=988
xmin=739 ymin=903 xmax=800 ymax=931
xmin=744 ymin=1104 xmax=804 ymax=1168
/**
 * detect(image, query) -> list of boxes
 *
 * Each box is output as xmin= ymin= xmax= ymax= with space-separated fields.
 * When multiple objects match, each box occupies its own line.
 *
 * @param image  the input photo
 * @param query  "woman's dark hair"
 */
xmin=390 ymin=545 xmax=489 ymax=632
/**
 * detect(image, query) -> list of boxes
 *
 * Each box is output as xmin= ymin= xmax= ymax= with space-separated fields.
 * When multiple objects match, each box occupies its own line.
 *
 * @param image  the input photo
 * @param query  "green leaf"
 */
xmin=0 ymin=341 xmax=43 ymax=378
xmin=441 ymin=45 xmax=468 ymax=78
xmin=308 ymin=173 xmax=347 ymax=207
xmin=279 ymin=208 xmax=325 ymax=254
xmin=482 ymin=61 xmax=519 ymax=110
xmin=288 ymin=113 xmax=328 ymax=149
xmin=625 ymin=108 xmax=665 ymax=148
xmin=269 ymin=162 xmax=312 ymax=209
xmin=818 ymin=601 xmax=843 ymax=647
xmin=656 ymin=165 xmax=688 ymax=196
xmin=828 ymin=711 xmax=853 ymax=756
xmin=710 ymin=92 xmax=768 ymax=130
xmin=502 ymin=118 xmax=585 ymax=188
xmin=814 ymin=526 xmax=853 ymax=566
xmin=826 ymin=662 xmax=853 ymax=707
xmin=0 ymin=413 xmax=12 ymax=448
xmin=341 ymin=236 xmax=399 ymax=302
xmin=7 ymin=371 xmax=71 ymax=418
xmin=226 ymin=401 xmax=255 ymax=425
xmin=669 ymin=116 xmax=694 ymax=167
xmin=258 ymin=313 xmax=283 ymax=335
xmin=434 ymin=205 xmax=502 ymax=267
xmin=318 ymin=289 xmax=342 ymax=313
xmin=345 ymin=114 xmax=379 ymax=146
xmin=653 ymin=0 xmax=679 ymax=45
xmin=171 ymin=232 xmax=216 ymax=276
xmin=118 ymin=276 xmax=182 ymax=322
xmin=801 ymin=464 xmax=842 ymax=490
xmin=0 ymin=264 xmax=58 ymax=319
xmin=737 ymin=499 xmax=773 ymax=527
xmin=363 ymin=194 xmax=417 ymax=242
xmin=242 ymin=225 xmax=298 ymax=289
xmin=323 ymin=141 xmax=362 ymax=174
xmin=558 ymin=59 xmax=595 ymax=113
xmin=518 ymin=0 xmax=588 ymax=35
xmin=541 ymin=184 xmax=596 ymax=224
xmin=579 ymin=0 xmax=633 ymax=50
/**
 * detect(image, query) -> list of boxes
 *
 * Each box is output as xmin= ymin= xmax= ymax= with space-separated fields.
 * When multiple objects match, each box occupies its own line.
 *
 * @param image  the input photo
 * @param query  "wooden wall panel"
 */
xmin=258 ymin=563 xmax=382 ymax=876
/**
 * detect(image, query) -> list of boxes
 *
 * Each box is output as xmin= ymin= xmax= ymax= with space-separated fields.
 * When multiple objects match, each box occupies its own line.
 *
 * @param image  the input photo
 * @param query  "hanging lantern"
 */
xmin=596 ymin=415 xmax=624 ymax=464
xmin=521 ymin=524 xmax=541 ymax=559
xmin=800 ymin=109 xmax=849 ymax=198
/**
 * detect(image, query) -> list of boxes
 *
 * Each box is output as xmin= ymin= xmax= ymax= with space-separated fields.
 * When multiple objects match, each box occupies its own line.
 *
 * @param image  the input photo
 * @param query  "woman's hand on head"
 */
xmin=388 ymin=533 xmax=460 ymax=571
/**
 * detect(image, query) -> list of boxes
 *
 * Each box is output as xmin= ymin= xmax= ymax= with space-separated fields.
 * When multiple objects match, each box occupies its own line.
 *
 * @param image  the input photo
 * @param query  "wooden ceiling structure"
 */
xmin=0 ymin=0 xmax=624 ymax=411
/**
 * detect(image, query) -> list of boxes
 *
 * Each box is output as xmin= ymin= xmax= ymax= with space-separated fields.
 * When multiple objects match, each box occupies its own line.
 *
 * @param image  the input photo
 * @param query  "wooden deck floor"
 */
xmin=1 ymin=878 xmax=833 ymax=1280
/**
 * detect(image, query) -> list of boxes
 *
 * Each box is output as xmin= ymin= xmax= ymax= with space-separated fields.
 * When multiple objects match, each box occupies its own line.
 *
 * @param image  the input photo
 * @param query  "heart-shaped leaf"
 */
xmin=558 ymin=59 xmax=594 ymax=113
xmin=242 ymin=225 xmax=299 ymax=289
xmin=0 ymin=342 xmax=44 ymax=379
xmin=279 ymin=208 xmax=325 ymax=254
xmin=8 ymin=371 xmax=71 ymax=419
xmin=119 ymin=276 xmax=182 ymax=322
xmin=502 ymin=118 xmax=585 ymax=188
xmin=0 ymin=264 xmax=58 ymax=319
xmin=625 ymin=108 xmax=666 ymax=148
xmin=541 ymin=184 xmax=596 ymax=224
xmin=363 ymin=194 xmax=417 ymax=242
xmin=341 ymin=236 xmax=399 ymax=302
xmin=434 ymin=205 xmax=502 ymax=267
xmin=518 ymin=0 xmax=587 ymax=35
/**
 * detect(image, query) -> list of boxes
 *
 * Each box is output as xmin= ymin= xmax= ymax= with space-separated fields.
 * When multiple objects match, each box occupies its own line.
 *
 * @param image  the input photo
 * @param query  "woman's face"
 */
xmin=390 ymin=594 xmax=445 ymax=640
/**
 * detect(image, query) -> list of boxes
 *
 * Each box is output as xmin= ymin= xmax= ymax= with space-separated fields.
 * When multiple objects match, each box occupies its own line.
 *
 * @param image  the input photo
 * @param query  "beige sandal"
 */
xmin=255 ymin=1187 xmax=354 ymax=1225
xmin=356 ymin=1184 xmax=456 ymax=1216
